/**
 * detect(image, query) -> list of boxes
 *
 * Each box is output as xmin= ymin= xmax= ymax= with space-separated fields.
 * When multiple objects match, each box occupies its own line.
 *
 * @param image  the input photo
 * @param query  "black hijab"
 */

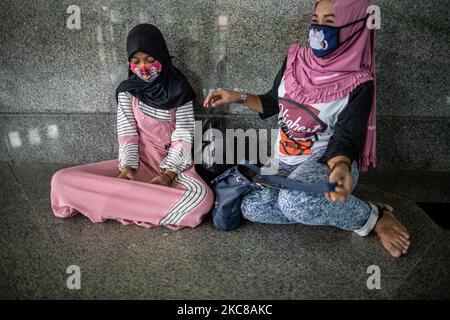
xmin=115 ymin=24 xmax=195 ymax=110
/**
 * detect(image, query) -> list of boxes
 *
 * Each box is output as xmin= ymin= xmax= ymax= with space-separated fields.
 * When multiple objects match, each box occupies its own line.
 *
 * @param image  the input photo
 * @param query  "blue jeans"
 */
xmin=240 ymin=150 xmax=378 ymax=236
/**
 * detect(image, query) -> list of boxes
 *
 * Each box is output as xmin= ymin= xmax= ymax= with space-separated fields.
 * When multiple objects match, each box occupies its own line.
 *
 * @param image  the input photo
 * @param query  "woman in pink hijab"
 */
xmin=204 ymin=0 xmax=411 ymax=258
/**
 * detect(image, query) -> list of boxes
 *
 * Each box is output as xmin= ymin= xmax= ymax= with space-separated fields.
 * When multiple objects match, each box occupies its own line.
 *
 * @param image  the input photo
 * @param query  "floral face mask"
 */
xmin=130 ymin=60 xmax=162 ymax=82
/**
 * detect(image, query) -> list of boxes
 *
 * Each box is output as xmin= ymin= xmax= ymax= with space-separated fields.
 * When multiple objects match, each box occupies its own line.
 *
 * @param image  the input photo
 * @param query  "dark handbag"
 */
xmin=193 ymin=115 xmax=234 ymax=188
xmin=210 ymin=160 xmax=336 ymax=231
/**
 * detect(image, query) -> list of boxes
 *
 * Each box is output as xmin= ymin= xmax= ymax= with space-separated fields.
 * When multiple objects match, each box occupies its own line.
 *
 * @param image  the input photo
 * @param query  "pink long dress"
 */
xmin=50 ymin=96 xmax=214 ymax=230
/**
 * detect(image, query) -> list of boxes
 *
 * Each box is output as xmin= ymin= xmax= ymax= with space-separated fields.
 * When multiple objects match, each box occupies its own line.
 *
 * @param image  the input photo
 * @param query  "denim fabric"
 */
xmin=240 ymin=149 xmax=372 ymax=231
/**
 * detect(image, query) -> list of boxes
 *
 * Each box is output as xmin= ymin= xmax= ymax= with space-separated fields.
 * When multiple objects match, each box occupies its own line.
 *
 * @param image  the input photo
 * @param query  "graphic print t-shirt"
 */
xmin=274 ymin=78 xmax=349 ymax=165
xmin=258 ymin=56 xmax=373 ymax=166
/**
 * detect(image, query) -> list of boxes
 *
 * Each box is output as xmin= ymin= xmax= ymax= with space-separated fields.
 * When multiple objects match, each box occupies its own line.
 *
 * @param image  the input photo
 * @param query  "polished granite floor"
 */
xmin=1 ymin=161 xmax=449 ymax=299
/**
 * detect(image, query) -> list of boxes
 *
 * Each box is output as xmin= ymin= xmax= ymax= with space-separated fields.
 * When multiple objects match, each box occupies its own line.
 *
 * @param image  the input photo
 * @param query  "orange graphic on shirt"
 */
xmin=279 ymin=129 xmax=313 ymax=156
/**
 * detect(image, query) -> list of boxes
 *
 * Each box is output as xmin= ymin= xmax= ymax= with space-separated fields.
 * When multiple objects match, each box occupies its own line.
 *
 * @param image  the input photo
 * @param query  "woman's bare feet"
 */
xmin=368 ymin=201 xmax=411 ymax=258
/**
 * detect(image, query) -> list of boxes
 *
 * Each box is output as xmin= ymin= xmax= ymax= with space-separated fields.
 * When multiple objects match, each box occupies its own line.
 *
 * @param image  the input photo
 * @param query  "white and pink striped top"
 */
xmin=116 ymin=91 xmax=195 ymax=174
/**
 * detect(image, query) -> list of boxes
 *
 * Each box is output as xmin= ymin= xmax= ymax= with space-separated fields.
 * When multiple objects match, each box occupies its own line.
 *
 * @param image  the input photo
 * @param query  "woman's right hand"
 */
xmin=117 ymin=166 xmax=136 ymax=180
xmin=203 ymin=88 xmax=240 ymax=108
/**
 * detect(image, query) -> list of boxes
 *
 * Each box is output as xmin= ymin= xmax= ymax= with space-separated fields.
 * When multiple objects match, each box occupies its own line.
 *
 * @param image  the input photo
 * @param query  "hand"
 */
xmin=117 ymin=166 xmax=136 ymax=180
xmin=203 ymin=88 xmax=240 ymax=108
xmin=325 ymin=163 xmax=352 ymax=201
xmin=149 ymin=173 xmax=173 ymax=187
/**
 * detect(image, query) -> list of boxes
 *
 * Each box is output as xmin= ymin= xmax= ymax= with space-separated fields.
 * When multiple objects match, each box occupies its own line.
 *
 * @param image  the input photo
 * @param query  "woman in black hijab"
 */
xmin=50 ymin=24 xmax=214 ymax=230
xmin=116 ymin=23 xmax=195 ymax=110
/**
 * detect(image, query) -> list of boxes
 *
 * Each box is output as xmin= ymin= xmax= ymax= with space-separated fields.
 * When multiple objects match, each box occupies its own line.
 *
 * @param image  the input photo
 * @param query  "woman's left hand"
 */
xmin=149 ymin=174 xmax=172 ymax=187
xmin=325 ymin=163 xmax=352 ymax=201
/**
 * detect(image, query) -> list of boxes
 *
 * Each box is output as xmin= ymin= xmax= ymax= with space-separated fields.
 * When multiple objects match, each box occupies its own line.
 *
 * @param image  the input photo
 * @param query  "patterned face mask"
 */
xmin=307 ymin=15 xmax=368 ymax=58
xmin=130 ymin=60 xmax=162 ymax=82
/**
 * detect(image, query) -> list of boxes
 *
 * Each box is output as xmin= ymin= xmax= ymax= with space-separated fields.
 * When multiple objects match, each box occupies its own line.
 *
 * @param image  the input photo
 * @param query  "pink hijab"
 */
xmin=284 ymin=0 xmax=376 ymax=172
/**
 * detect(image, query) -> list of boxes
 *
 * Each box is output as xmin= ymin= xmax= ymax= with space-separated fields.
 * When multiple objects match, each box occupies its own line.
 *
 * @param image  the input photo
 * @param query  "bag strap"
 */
xmin=239 ymin=161 xmax=336 ymax=193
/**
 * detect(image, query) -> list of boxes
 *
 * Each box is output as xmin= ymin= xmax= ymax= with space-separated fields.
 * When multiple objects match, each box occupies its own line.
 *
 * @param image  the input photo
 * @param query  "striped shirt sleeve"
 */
xmin=159 ymin=100 xmax=195 ymax=174
xmin=117 ymin=92 xmax=140 ymax=171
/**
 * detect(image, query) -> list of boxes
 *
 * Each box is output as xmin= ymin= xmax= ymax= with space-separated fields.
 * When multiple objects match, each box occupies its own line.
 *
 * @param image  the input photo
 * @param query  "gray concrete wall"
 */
xmin=1 ymin=0 xmax=449 ymax=171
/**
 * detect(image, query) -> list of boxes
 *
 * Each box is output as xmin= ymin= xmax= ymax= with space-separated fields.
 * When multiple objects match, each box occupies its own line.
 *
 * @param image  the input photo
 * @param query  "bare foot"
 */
xmin=369 ymin=201 xmax=411 ymax=258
